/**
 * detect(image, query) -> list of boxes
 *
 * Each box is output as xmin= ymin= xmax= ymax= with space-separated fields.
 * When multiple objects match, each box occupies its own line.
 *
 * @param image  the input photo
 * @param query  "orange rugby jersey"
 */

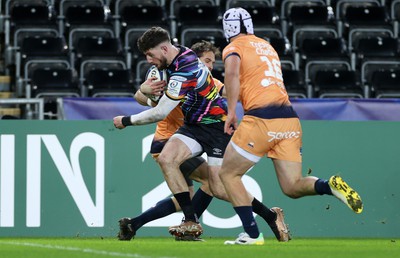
xmin=222 ymin=34 xmax=294 ymax=115
xmin=153 ymin=77 xmax=225 ymax=141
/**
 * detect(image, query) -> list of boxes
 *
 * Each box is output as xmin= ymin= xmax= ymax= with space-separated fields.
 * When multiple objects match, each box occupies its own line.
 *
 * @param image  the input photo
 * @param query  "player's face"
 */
xmin=144 ymin=47 xmax=169 ymax=70
xmin=199 ymin=51 xmax=216 ymax=72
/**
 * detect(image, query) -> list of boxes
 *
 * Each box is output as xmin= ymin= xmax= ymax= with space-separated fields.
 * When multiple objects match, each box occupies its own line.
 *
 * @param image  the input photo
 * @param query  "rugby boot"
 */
xmin=117 ymin=217 xmax=136 ymax=240
xmin=329 ymin=175 xmax=363 ymax=213
xmin=269 ymin=207 xmax=291 ymax=242
xmin=168 ymin=219 xmax=203 ymax=237
xmin=224 ymin=232 xmax=264 ymax=245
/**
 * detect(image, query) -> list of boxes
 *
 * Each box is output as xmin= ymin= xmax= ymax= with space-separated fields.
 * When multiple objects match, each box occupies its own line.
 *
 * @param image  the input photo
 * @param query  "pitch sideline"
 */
xmin=0 ymin=240 xmax=177 ymax=258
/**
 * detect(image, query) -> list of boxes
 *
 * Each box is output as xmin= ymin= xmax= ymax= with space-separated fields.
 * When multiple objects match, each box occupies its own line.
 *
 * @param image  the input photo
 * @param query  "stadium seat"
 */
xmin=169 ymin=0 xmax=220 ymax=38
xmin=85 ymin=68 xmax=135 ymax=97
xmin=8 ymin=26 xmax=60 ymax=71
xmin=79 ymin=58 xmax=129 ymax=96
xmin=313 ymin=70 xmax=364 ymax=98
xmin=342 ymin=5 xmax=389 ymax=26
xmin=361 ymin=60 xmax=400 ymax=98
xmin=297 ymin=36 xmax=349 ymax=70
xmin=68 ymin=27 xmax=119 ymax=69
xmin=280 ymin=0 xmax=332 ymax=36
xmin=13 ymin=34 xmax=70 ymax=97
xmin=8 ymin=2 xmax=56 ymax=26
xmin=282 ymin=67 xmax=307 ymax=99
xmin=114 ymin=0 xmax=168 ymax=37
xmin=29 ymin=67 xmax=79 ymax=118
xmin=369 ymin=69 xmax=400 ymax=98
xmin=336 ymin=0 xmax=391 ymax=38
xmin=58 ymin=0 xmax=112 ymax=36
xmin=305 ymin=60 xmax=355 ymax=97
xmin=119 ymin=5 xmax=167 ymax=27
xmin=299 ymin=37 xmax=348 ymax=59
xmin=30 ymin=68 xmax=79 ymax=98
xmin=292 ymin=26 xmax=343 ymax=67
xmin=20 ymin=36 xmax=68 ymax=60
xmin=75 ymin=37 xmax=123 ymax=59
xmin=181 ymin=28 xmax=227 ymax=53
xmin=4 ymin=0 xmax=58 ymax=67
xmin=351 ymin=32 xmax=399 ymax=69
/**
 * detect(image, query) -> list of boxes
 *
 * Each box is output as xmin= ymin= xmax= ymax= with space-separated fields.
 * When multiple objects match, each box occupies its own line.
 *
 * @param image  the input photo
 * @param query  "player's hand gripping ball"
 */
xmin=144 ymin=65 xmax=168 ymax=103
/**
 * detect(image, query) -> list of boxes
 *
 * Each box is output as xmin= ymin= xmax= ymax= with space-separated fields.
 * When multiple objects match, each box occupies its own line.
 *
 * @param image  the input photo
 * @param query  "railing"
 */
xmin=0 ymin=98 xmax=44 ymax=120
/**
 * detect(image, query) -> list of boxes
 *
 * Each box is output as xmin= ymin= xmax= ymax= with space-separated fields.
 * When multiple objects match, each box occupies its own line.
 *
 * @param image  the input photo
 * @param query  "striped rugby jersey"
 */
xmin=165 ymin=46 xmax=227 ymax=124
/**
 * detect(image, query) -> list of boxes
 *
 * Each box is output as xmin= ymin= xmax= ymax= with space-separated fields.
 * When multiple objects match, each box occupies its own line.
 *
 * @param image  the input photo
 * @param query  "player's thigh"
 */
xmin=158 ymin=136 xmax=193 ymax=165
xmin=219 ymin=142 xmax=255 ymax=178
xmin=207 ymin=165 xmax=229 ymax=200
xmin=189 ymin=160 xmax=208 ymax=184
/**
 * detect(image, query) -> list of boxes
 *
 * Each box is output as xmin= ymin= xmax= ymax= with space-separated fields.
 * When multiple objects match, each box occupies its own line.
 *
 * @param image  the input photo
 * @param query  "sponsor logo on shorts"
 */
xmin=247 ymin=142 xmax=254 ymax=148
xmin=267 ymin=131 xmax=301 ymax=142
xmin=213 ymin=148 xmax=222 ymax=156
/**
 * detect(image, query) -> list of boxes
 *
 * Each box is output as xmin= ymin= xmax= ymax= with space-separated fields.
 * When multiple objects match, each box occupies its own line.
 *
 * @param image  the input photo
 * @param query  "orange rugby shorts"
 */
xmin=231 ymin=115 xmax=302 ymax=162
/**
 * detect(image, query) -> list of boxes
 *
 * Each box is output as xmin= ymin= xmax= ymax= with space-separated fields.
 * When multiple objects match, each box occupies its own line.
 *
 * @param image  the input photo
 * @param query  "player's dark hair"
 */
xmin=137 ymin=26 xmax=171 ymax=53
xmin=191 ymin=40 xmax=221 ymax=58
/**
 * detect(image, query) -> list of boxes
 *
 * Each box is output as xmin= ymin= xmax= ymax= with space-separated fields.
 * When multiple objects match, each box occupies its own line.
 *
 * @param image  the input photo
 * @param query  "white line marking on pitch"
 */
xmin=0 ymin=241 xmax=177 ymax=258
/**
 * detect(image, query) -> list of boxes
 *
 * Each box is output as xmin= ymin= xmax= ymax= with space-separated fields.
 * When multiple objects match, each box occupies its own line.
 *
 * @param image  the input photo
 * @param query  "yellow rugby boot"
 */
xmin=329 ymin=176 xmax=363 ymax=213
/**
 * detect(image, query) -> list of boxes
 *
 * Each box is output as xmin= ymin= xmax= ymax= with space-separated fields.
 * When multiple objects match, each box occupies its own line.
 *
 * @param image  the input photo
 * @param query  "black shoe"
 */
xmin=117 ymin=217 xmax=135 ymax=241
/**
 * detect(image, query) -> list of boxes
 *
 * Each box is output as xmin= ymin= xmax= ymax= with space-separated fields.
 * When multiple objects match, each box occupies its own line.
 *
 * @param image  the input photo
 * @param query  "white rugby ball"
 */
xmin=144 ymin=65 xmax=168 ymax=103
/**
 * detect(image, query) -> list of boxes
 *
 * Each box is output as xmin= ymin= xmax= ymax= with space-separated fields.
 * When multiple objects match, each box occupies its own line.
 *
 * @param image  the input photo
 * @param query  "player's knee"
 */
xmin=157 ymin=153 xmax=177 ymax=169
xmin=218 ymin=169 xmax=231 ymax=181
xmin=282 ymin=188 xmax=302 ymax=199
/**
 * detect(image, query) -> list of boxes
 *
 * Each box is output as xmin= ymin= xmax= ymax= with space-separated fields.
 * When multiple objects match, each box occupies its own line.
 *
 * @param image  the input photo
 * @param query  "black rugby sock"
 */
xmin=251 ymin=198 xmax=276 ymax=224
xmin=314 ymin=178 xmax=333 ymax=195
xmin=192 ymin=188 xmax=213 ymax=218
xmin=174 ymin=192 xmax=197 ymax=222
xmin=235 ymin=206 xmax=260 ymax=238
xmin=131 ymin=197 xmax=176 ymax=231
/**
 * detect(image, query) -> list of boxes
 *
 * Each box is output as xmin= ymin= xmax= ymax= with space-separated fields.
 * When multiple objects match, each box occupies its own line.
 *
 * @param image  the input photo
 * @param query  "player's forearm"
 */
xmin=135 ymin=90 xmax=156 ymax=107
xmin=122 ymin=108 xmax=165 ymax=126
xmin=121 ymin=95 xmax=179 ymax=126
xmin=225 ymin=76 xmax=240 ymax=114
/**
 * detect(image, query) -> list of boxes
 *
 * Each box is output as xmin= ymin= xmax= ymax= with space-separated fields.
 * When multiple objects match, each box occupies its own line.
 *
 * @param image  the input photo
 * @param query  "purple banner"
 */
xmin=61 ymin=98 xmax=400 ymax=121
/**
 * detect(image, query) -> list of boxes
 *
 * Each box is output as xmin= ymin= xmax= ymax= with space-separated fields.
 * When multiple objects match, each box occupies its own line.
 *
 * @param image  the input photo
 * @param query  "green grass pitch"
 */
xmin=0 ymin=237 xmax=398 ymax=258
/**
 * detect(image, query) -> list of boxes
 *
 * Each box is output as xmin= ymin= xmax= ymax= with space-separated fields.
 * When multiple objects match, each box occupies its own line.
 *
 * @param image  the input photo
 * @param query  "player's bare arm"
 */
xmin=134 ymin=90 xmax=156 ymax=107
xmin=223 ymin=54 xmax=241 ymax=134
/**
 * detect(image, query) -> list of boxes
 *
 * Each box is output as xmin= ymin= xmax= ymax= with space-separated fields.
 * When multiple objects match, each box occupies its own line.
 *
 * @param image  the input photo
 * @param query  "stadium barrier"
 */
xmin=0 ymin=120 xmax=399 ymax=238
xmin=60 ymin=98 xmax=400 ymax=121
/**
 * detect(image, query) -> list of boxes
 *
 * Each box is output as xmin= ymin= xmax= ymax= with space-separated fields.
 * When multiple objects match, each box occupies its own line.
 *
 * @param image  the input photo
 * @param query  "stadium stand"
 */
xmin=0 ymin=0 xmax=399 ymax=118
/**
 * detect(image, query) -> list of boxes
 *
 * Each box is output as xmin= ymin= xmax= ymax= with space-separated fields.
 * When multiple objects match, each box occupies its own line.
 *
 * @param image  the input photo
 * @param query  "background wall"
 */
xmin=0 ymin=120 xmax=399 ymax=238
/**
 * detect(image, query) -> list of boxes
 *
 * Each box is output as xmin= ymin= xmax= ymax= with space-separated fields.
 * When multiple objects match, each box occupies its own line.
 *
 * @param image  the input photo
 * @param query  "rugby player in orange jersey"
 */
xmin=117 ymin=40 xmax=290 ymax=242
xmin=218 ymin=8 xmax=363 ymax=245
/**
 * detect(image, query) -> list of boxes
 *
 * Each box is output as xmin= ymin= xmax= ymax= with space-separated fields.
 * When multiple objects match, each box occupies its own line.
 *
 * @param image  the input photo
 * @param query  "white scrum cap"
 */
xmin=222 ymin=7 xmax=254 ymax=41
